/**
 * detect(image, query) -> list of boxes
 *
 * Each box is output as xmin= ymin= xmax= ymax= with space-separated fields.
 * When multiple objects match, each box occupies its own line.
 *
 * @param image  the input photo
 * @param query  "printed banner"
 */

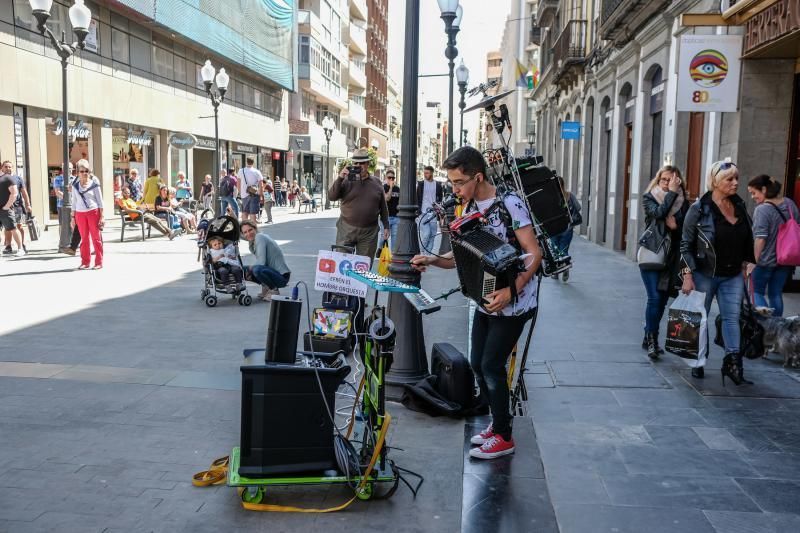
xmin=677 ymin=35 xmax=743 ymax=112
xmin=314 ymin=250 xmax=370 ymax=297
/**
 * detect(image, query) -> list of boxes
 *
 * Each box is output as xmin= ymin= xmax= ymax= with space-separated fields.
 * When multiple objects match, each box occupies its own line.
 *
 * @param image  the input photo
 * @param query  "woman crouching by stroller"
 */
xmin=680 ymin=160 xmax=755 ymax=384
xmin=638 ymin=165 xmax=688 ymax=360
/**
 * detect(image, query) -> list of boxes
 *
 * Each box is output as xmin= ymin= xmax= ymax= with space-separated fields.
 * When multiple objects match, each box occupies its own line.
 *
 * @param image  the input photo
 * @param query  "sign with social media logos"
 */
xmin=314 ymin=250 xmax=370 ymax=297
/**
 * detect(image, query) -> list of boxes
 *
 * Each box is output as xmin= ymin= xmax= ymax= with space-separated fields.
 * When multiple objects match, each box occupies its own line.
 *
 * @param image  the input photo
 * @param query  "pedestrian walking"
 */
xmin=143 ymin=169 xmax=164 ymax=206
xmin=411 ymin=147 xmax=542 ymax=460
xmin=747 ymin=174 xmax=800 ymax=317
xmin=329 ymin=148 xmax=389 ymax=259
xmin=71 ymin=159 xmax=104 ymax=270
xmin=638 ymin=165 xmax=688 ymax=360
xmin=0 ymin=162 xmax=24 ymax=257
xmin=240 ymin=220 xmax=291 ymax=301
xmin=237 ymin=157 xmax=264 ymax=223
xmin=218 ymin=168 xmax=239 ymax=218
xmin=551 ymin=176 xmax=582 ymax=283
xmin=261 ymin=176 xmax=274 ymax=223
xmin=53 ymin=162 xmax=81 ymax=255
xmin=200 ymin=174 xmax=214 ymax=211
xmin=282 ymin=179 xmax=290 ymax=206
xmin=382 ymin=169 xmax=400 ymax=249
xmin=0 ymin=161 xmax=31 ymax=256
xmin=175 ymin=172 xmax=193 ymax=201
xmin=416 ymin=165 xmax=444 ymax=255
xmin=273 ymin=177 xmax=283 ymax=206
xmin=680 ymin=160 xmax=755 ymax=383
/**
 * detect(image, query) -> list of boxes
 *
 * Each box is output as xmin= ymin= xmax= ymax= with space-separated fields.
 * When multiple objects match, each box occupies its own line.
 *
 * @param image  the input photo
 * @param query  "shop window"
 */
xmin=111 ymin=27 xmax=129 ymax=64
xmin=130 ymin=36 xmax=150 ymax=71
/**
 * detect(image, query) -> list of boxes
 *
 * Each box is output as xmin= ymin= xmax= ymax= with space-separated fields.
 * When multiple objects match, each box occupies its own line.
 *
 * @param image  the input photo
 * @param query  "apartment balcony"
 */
xmin=536 ymin=0 xmax=558 ymax=26
xmin=299 ymin=65 xmax=348 ymax=110
xmin=348 ymin=58 xmax=367 ymax=89
xmin=348 ymin=22 xmax=368 ymax=56
xmin=299 ymin=9 xmax=347 ymax=61
xmin=599 ymin=0 xmax=670 ymax=45
xmin=344 ymin=97 xmax=368 ymax=128
xmin=552 ymin=20 xmax=587 ymax=89
xmin=350 ymin=0 xmax=368 ymax=22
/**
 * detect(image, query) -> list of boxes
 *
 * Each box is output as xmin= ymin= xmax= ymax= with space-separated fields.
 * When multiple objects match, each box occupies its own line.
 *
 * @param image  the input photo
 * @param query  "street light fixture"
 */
xmin=438 ymin=0 xmax=461 ymax=157
xmin=30 ymin=0 xmax=91 ymax=252
xmin=200 ymin=60 xmax=229 ymax=216
xmin=456 ymin=60 xmax=469 ymax=148
xmin=321 ymin=115 xmax=336 ymax=210
xmin=527 ymin=131 xmax=536 ymax=154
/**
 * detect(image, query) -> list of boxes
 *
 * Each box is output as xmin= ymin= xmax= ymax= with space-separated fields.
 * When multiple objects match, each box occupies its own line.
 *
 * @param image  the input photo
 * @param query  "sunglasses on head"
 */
xmin=713 ymin=161 xmax=737 ymax=178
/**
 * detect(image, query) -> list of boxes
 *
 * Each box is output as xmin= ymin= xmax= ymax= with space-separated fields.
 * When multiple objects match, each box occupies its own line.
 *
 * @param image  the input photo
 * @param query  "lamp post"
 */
xmin=322 ymin=115 xmax=335 ymax=210
xmin=438 ymin=0 xmax=461 ymax=157
xmin=200 ymin=60 xmax=229 ymax=216
xmin=527 ymin=131 xmax=536 ymax=155
xmin=456 ymin=60 xmax=469 ymax=148
xmin=30 ymin=0 xmax=91 ymax=251
xmin=386 ymin=0 xmax=427 ymax=400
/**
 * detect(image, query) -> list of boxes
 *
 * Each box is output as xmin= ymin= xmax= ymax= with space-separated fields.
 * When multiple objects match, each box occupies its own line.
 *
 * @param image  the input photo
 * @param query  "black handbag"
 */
xmin=714 ymin=277 xmax=765 ymax=359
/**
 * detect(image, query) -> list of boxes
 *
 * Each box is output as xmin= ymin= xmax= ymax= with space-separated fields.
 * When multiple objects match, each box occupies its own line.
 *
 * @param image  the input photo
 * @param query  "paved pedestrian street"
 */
xmin=2 ymin=212 xmax=800 ymax=533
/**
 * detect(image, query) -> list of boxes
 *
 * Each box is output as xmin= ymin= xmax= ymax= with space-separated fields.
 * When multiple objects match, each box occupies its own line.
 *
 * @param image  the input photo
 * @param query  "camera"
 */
xmin=347 ymin=165 xmax=361 ymax=181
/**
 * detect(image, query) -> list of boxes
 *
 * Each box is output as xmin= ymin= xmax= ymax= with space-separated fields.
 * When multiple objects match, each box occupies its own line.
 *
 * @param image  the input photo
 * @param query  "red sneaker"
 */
xmin=470 ymin=424 xmax=495 ymax=445
xmin=469 ymin=435 xmax=515 ymax=460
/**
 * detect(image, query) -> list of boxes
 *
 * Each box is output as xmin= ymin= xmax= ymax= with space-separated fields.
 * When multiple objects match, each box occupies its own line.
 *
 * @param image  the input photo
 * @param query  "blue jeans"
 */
xmin=551 ymin=228 xmax=574 ymax=256
xmin=693 ymin=271 xmax=745 ymax=361
xmin=419 ymin=216 xmax=438 ymax=254
xmin=220 ymin=196 xmax=239 ymax=217
xmin=378 ymin=216 xmax=399 ymax=251
xmin=640 ymin=268 xmax=668 ymax=335
xmin=249 ymin=264 xmax=289 ymax=289
xmin=752 ymin=265 xmax=792 ymax=317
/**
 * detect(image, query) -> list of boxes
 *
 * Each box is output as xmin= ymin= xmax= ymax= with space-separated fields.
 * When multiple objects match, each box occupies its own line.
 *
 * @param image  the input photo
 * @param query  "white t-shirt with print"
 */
xmin=464 ymin=193 xmax=538 ymax=317
xmin=238 ymin=166 xmax=264 ymax=199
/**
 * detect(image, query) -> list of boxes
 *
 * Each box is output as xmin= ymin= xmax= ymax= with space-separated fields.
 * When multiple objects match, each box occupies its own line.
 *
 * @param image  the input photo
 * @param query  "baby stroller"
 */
xmin=198 ymin=215 xmax=252 ymax=307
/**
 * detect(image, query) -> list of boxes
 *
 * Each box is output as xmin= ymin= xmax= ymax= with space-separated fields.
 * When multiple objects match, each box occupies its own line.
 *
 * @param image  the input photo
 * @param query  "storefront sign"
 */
xmin=168 ymin=132 xmax=197 ymax=150
xmin=677 ymin=35 xmax=743 ymax=112
xmin=561 ymin=121 xmax=581 ymax=140
xmin=743 ymin=0 xmax=800 ymax=55
xmin=314 ymin=250 xmax=369 ymax=297
xmin=232 ymin=143 xmax=256 ymax=154
xmin=53 ymin=118 xmax=90 ymax=139
xmin=126 ymin=130 xmax=152 ymax=147
xmin=290 ymin=135 xmax=311 ymax=151
xmin=13 ymin=106 xmax=26 ymax=180
xmin=194 ymin=137 xmax=217 ymax=150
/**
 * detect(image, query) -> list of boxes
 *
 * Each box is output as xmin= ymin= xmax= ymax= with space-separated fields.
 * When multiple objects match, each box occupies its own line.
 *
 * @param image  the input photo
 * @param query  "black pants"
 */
xmin=470 ymin=308 xmax=532 ymax=439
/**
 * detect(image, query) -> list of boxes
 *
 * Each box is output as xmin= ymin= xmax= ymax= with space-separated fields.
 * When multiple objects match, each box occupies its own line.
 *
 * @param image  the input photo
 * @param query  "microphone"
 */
xmin=420 ymin=195 xmax=461 ymax=224
xmin=439 ymin=194 xmax=462 ymax=210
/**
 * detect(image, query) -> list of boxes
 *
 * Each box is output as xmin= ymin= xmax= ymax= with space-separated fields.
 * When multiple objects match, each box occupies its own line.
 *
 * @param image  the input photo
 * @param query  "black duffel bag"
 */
xmin=714 ymin=280 xmax=764 ymax=360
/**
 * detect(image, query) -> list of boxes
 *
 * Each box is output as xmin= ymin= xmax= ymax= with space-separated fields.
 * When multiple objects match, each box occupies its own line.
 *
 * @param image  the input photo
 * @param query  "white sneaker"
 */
xmin=15 ymin=249 xmax=25 ymax=257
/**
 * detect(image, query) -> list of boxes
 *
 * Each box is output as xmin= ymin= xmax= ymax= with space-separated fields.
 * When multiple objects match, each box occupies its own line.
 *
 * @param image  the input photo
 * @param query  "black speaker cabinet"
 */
xmin=265 ymin=296 xmax=302 ymax=364
xmin=239 ymin=363 xmax=350 ymax=477
xmin=517 ymin=165 xmax=571 ymax=237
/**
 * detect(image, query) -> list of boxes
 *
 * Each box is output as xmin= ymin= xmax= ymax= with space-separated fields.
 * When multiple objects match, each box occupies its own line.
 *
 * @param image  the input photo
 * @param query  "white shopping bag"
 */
xmin=664 ymin=291 xmax=707 ymax=368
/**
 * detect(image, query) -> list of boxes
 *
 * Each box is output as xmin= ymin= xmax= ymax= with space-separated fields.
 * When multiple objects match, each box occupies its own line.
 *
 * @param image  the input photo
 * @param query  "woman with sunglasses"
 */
xmin=70 ymin=159 xmax=104 ymax=270
xmin=639 ymin=165 xmax=688 ymax=361
xmin=680 ymin=160 xmax=755 ymax=384
xmin=747 ymin=175 xmax=799 ymax=317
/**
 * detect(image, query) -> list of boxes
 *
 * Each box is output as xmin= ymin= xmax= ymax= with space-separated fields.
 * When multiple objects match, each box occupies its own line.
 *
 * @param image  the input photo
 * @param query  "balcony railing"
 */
xmin=553 ymin=20 xmax=587 ymax=70
xmin=536 ymin=0 xmax=558 ymax=26
xmin=600 ymin=0 xmax=670 ymax=43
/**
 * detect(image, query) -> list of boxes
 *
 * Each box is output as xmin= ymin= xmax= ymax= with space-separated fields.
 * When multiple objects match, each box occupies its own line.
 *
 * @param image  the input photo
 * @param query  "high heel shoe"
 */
xmin=646 ymin=333 xmax=659 ymax=361
xmin=691 ymin=366 xmax=704 ymax=379
xmin=734 ymin=353 xmax=754 ymax=385
xmin=721 ymin=353 xmax=743 ymax=387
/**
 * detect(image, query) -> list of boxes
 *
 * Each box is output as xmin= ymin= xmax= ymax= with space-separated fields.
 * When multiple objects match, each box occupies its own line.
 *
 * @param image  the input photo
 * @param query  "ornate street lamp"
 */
xmin=456 ymin=60 xmax=469 ymax=148
xmin=200 ymin=60 xmax=229 ymax=215
xmin=438 ymin=0 xmax=461 ymax=157
xmin=322 ymin=115 xmax=336 ymax=210
xmin=30 ymin=0 xmax=91 ymax=251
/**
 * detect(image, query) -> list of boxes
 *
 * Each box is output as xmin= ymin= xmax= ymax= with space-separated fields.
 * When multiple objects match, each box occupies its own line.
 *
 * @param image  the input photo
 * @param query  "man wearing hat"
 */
xmin=328 ymin=148 xmax=389 ymax=259
xmin=382 ymin=168 xmax=400 ymax=250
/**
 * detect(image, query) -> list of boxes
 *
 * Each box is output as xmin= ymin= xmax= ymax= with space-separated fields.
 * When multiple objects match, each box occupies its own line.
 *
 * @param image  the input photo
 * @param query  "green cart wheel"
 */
xmin=356 ymin=482 xmax=373 ymax=501
xmin=241 ymin=486 xmax=265 ymax=504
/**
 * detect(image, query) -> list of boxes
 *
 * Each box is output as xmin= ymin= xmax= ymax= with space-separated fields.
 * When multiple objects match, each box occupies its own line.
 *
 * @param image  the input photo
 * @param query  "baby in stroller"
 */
xmin=208 ymin=236 xmax=243 ymax=285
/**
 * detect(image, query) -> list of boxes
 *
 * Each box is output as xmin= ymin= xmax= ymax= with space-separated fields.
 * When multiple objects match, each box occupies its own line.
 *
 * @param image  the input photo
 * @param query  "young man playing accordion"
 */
xmin=411 ymin=147 xmax=542 ymax=459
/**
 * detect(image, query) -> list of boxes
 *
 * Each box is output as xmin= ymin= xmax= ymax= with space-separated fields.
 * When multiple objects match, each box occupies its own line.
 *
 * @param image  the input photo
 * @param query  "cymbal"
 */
xmin=464 ymin=89 xmax=515 ymax=113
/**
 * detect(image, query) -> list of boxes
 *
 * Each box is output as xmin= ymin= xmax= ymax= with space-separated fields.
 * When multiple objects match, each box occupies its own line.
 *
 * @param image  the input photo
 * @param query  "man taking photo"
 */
xmin=328 ymin=148 xmax=389 ymax=259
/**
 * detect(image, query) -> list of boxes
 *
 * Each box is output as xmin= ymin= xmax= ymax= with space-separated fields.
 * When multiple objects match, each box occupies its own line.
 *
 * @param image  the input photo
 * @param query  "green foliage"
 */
xmin=337 ymin=148 xmax=379 ymax=174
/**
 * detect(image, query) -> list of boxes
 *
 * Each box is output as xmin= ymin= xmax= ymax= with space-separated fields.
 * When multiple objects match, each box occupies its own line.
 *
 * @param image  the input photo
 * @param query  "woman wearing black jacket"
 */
xmin=639 ymin=166 xmax=688 ymax=360
xmin=680 ymin=160 xmax=755 ymax=384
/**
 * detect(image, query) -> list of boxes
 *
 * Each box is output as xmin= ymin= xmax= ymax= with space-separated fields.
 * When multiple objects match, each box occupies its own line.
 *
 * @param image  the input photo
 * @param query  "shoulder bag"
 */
xmin=768 ymin=202 xmax=800 ymax=266
xmin=637 ymin=219 xmax=670 ymax=270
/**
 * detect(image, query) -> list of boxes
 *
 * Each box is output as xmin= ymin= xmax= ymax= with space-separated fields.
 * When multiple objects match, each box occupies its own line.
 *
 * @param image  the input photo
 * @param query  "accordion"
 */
xmin=451 ymin=227 xmax=522 ymax=310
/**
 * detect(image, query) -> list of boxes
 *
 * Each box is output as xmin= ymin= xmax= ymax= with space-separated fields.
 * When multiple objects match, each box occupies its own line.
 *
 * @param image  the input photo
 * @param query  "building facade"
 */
xmin=387 ymin=76 xmax=402 ymax=174
xmin=531 ymin=0 xmax=797 ymax=264
xmin=361 ymin=0 xmax=389 ymax=173
xmin=0 ymin=0 xmax=294 ymax=225
xmin=477 ymin=50 xmax=503 ymax=150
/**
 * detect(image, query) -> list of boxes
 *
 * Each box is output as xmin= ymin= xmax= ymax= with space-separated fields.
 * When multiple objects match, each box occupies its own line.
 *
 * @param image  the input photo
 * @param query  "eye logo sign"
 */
xmin=689 ymin=49 xmax=728 ymax=88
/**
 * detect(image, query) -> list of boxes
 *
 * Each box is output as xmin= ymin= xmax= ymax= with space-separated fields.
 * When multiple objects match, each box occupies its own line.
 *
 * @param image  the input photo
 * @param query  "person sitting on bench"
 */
xmin=298 ymin=186 xmax=316 ymax=212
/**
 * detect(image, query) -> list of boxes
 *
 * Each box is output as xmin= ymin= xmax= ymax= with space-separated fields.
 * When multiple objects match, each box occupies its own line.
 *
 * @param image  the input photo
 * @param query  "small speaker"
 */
xmin=265 ymin=296 xmax=302 ymax=364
